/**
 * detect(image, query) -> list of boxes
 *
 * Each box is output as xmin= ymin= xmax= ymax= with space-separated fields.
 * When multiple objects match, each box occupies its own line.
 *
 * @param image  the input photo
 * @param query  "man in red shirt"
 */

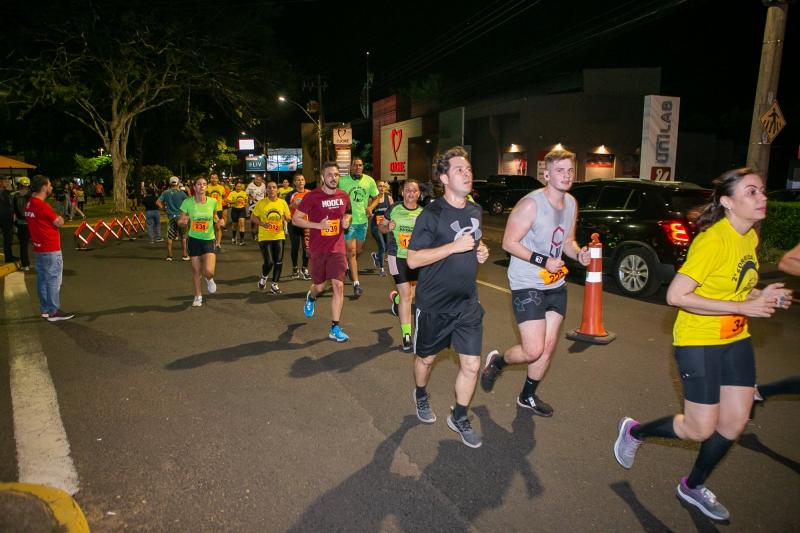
xmin=292 ymin=162 xmax=352 ymax=342
xmin=25 ymin=175 xmax=74 ymax=321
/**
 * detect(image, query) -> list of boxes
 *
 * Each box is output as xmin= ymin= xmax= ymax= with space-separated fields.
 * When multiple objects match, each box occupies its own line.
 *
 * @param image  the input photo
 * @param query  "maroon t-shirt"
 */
xmin=26 ymin=197 xmax=61 ymax=253
xmin=298 ymin=188 xmax=350 ymax=255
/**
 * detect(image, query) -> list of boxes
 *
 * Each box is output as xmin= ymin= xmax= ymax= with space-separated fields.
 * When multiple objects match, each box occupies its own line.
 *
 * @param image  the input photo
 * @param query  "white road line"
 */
xmin=4 ymin=272 xmax=79 ymax=495
xmin=477 ymin=279 xmax=511 ymax=294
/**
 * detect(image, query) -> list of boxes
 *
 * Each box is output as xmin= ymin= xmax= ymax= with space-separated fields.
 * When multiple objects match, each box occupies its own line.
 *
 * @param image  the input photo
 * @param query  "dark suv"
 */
xmin=566 ymin=179 xmax=711 ymax=298
xmin=471 ymin=174 xmax=543 ymax=215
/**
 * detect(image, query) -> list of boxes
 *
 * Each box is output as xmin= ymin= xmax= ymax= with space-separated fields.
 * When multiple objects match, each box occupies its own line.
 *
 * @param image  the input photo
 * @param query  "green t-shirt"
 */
xmin=338 ymin=173 xmax=378 ymax=225
xmin=384 ymin=202 xmax=423 ymax=259
xmin=180 ymin=197 xmax=217 ymax=240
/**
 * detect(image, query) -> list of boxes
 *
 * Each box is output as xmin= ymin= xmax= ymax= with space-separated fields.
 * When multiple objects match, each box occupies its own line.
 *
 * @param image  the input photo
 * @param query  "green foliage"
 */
xmin=74 ymin=154 xmax=112 ymax=178
xmin=138 ymin=164 xmax=174 ymax=186
xmin=761 ymin=201 xmax=800 ymax=251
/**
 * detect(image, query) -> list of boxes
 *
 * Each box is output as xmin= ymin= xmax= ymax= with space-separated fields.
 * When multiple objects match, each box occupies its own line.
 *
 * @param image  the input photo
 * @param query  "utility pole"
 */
xmin=746 ymin=1 xmax=789 ymax=181
xmin=303 ymin=75 xmax=328 ymax=169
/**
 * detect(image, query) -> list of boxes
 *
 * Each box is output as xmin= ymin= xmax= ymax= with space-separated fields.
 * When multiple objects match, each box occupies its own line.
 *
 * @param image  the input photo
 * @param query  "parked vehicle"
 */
xmin=565 ymin=179 xmax=711 ymax=298
xmin=471 ymin=174 xmax=543 ymax=215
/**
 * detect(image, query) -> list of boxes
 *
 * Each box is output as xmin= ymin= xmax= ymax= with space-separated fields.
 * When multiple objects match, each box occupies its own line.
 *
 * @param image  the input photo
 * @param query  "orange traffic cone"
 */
xmin=566 ymin=233 xmax=616 ymax=344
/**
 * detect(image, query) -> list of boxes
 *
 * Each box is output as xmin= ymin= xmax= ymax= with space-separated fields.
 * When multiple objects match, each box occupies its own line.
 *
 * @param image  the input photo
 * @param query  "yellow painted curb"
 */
xmin=0 ymin=483 xmax=89 ymax=533
xmin=0 ymin=261 xmax=18 ymax=278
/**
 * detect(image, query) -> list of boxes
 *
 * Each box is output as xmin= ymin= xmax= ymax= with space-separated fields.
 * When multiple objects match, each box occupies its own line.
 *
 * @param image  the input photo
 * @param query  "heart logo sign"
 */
xmin=336 ymin=129 xmax=348 ymax=142
xmin=391 ymin=129 xmax=403 ymax=161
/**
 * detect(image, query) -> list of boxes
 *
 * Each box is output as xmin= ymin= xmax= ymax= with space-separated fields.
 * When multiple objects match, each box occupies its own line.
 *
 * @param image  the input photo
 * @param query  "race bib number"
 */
xmin=538 ymin=266 xmax=568 ymax=285
xmin=266 ymin=221 xmax=282 ymax=233
xmin=720 ymin=315 xmax=747 ymax=339
xmin=398 ymin=232 xmax=412 ymax=249
xmin=375 ymin=215 xmax=384 ymax=226
xmin=236 ymin=198 xmax=246 ymax=208
xmin=321 ymin=219 xmax=340 ymax=236
xmin=192 ymin=220 xmax=209 ymax=233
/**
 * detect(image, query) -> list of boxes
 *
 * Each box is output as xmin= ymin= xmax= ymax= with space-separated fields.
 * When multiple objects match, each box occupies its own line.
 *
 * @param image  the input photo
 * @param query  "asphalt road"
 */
xmin=1 ymin=220 xmax=798 ymax=532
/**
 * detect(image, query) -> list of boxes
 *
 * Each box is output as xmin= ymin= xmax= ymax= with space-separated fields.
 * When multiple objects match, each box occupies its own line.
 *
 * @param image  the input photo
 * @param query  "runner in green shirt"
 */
xmin=178 ymin=176 xmax=224 ymax=307
xmin=337 ymin=157 xmax=378 ymax=298
xmin=379 ymin=179 xmax=423 ymax=351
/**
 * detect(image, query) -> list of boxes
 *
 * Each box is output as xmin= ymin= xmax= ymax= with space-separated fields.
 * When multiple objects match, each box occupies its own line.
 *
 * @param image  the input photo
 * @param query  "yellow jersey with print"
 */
xmin=252 ymin=197 xmax=290 ymax=241
xmin=673 ymin=217 xmax=759 ymax=346
xmin=227 ymin=190 xmax=249 ymax=209
xmin=206 ymin=184 xmax=227 ymax=210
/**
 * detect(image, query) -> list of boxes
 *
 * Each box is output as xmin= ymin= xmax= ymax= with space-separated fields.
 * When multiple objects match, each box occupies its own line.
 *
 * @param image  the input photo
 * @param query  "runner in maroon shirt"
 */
xmin=291 ymin=161 xmax=352 ymax=342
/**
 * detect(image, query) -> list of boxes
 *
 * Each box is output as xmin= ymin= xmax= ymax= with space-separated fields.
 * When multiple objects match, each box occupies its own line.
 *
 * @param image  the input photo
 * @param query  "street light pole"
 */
xmin=278 ymin=96 xmax=323 ymax=175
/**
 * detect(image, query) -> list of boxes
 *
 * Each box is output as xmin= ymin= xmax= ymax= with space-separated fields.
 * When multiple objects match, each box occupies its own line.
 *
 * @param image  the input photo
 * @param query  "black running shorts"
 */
xmin=414 ymin=302 xmax=484 ymax=357
xmin=230 ymin=207 xmax=247 ymax=222
xmin=387 ymin=255 xmax=418 ymax=285
xmin=674 ymin=337 xmax=755 ymax=405
xmin=187 ymin=236 xmax=216 ymax=257
xmin=511 ymin=286 xmax=567 ymax=323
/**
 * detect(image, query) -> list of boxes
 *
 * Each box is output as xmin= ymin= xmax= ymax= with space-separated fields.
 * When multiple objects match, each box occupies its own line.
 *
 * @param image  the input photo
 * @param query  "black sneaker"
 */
xmin=353 ymin=282 xmax=363 ymax=298
xmin=47 ymin=310 xmax=75 ymax=322
xmin=258 ymin=276 xmax=268 ymax=290
xmin=300 ymin=267 xmax=311 ymax=281
xmin=517 ymin=393 xmax=553 ymax=417
xmin=291 ymin=267 xmax=300 ymax=279
xmin=402 ymin=333 xmax=412 ymax=352
xmin=480 ymin=350 xmax=502 ymax=392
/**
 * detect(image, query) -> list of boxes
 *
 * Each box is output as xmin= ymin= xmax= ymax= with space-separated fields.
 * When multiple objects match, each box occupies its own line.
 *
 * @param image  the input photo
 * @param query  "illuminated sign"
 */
xmin=381 ymin=118 xmax=422 ymax=181
xmin=639 ymin=95 xmax=680 ymax=181
xmin=238 ymin=139 xmax=256 ymax=151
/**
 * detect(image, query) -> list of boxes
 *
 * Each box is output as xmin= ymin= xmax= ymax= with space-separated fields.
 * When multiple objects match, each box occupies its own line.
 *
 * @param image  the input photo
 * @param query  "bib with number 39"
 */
xmin=719 ymin=315 xmax=747 ymax=339
xmin=321 ymin=219 xmax=340 ymax=236
xmin=538 ymin=265 xmax=568 ymax=285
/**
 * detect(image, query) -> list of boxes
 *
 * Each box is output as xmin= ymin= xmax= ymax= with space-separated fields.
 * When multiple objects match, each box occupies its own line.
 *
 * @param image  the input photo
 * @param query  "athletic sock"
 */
xmin=521 ymin=377 xmax=539 ymax=397
xmin=630 ymin=415 xmax=677 ymax=440
xmin=401 ymin=323 xmax=411 ymax=335
xmin=332 ymin=320 xmax=339 ymax=328
xmin=393 ymin=293 xmax=400 ymax=305
xmin=494 ymin=355 xmax=508 ymax=370
xmin=758 ymin=375 xmax=800 ymax=399
xmin=687 ymin=431 xmax=734 ymax=488
xmin=452 ymin=403 xmax=468 ymax=420
xmin=415 ymin=386 xmax=427 ymax=399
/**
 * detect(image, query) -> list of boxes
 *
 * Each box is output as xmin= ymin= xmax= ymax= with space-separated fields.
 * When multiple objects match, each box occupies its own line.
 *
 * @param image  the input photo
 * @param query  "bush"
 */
xmin=761 ymin=201 xmax=800 ymax=251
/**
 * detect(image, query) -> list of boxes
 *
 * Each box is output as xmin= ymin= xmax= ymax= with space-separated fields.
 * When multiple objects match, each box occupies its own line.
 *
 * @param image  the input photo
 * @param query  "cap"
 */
xmin=18 ymin=177 xmax=30 ymax=186
xmin=169 ymin=176 xmax=180 ymax=185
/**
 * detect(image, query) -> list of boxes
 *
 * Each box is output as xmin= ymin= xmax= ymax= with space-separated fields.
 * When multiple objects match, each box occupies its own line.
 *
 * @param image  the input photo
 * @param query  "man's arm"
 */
xmin=778 ymin=242 xmax=800 ymax=276
xmin=561 ymin=208 xmax=590 ymax=266
xmin=407 ymin=235 xmax=475 ymax=269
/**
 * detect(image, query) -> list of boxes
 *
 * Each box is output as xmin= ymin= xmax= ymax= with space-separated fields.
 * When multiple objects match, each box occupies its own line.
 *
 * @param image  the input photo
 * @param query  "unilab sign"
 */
xmin=381 ymin=118 xmax=422 ymax=181
xmin=639 ymin=95 xmax=680 ymax=181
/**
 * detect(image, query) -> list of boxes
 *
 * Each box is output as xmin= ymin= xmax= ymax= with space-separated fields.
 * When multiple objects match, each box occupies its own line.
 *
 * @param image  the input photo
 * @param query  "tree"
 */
xmin=2 ymin=0 xmax=288 ymax=212
xmin=74 ymin=154 xmax=112 ymax=180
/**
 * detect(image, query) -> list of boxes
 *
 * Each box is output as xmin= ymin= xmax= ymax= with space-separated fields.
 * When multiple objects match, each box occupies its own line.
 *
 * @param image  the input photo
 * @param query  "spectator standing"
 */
xmin=142 ymin=186 xmax=163 ymax=243
xmin=157 ymin=177 xmax=189 ymax=261
xmin=25 ymin=175 xmax=74 ymax=321
xmin=0 ymin=176 xmax=16 ymax=263
xmin=12 ymin=177 xmax=32 ymax=270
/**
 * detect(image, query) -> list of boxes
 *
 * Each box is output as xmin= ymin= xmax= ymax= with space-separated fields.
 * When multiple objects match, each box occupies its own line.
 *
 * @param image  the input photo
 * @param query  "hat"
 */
xmin=18 ymin=177 xmax=30 ymax=186
xmin=169 ymin=176 xmax=180 ymax=185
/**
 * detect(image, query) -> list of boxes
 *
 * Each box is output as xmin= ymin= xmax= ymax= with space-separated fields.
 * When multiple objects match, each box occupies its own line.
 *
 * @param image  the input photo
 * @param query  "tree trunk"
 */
xmin=110 ymin=121 xmax=132 ymax=213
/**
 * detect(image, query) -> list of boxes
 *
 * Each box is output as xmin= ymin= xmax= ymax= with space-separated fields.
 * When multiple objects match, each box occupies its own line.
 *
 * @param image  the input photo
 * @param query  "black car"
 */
xmin=471 ymin=174 xmax=544 ymax=215
xmin=566 ymin=179 xmax=711 ymax=298
xmin=766 ymin=188 xmax=800 ymax=202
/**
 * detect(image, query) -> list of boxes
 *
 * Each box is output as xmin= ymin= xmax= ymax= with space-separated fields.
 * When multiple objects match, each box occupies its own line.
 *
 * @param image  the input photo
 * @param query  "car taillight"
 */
xmin=659 ymin=220 xmax=690 ymax=244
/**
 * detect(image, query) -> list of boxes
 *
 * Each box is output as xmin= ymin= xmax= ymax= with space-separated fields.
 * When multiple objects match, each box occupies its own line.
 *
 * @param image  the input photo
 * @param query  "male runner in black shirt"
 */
xmin=407 ymin=146 xmax=490 ymax=448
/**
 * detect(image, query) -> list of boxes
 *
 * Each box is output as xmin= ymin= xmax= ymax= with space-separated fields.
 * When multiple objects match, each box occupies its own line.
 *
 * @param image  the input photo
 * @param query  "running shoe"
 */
xmin=329 ymin=324 xmax=349 ymax=342
xmin=402 ymin=333 xmax=412 ymax=352
xmin=238 ymin=240 xmax=245 ymax=246
xmin=413 ymin=390 xmax=436 ymax=423
xmin=40 ymin=312 xmax=49 ymax=318
xmin=155 ymin=238 xmax=164 ymax=243
xmin=371 ymin=251 xmax=381 ymax=269
xmin=301 ymin=267 xmax=311 ymax=281
xmin=517 ymin=393 xmax=553 ymax=417
xmin=214 ymin=245 xmax=221 ymax=254
xmin=291 ymin=267 xmax=300 ymax=279
xmin=447 ymin=412 xmax=482 ymax=448
xmin=613 ymin=417 xmax=642 ymax=469
xmin=345 ymin=269 xmax=352 ymax=282
xmin=753 ymin=385 xmax=764 ymax=402
xmin=389 ymin=290 xmax=399 ymax=317
xmin=206 ymin=277 xmax=217 ymax=294
xmin=379 ymin=268 xmax=386 ymax=277
xmin=480 ymin=350 xmax=502 ymax=392
xmin=677 ymin=477 xmax=730 ymax=521
xmin=181 ymin=256 xmax=190 ymax=261
xmin=192 ymin=296 xmax=203 ymax=307
xmin=258 ymin=276 xmax=268 ymax=290
xmin=46 ymin=310 xmax=75 ymax=322
xmin=231 ymin=238 xmax=236 ymax=244
xmin=353 ymin=282 xmax=363 ymax=298
xmin=270 ymin=282 xmax=282 ymax=294
xmin=166 ymin=256 xmax=173 ymax=261
xmin=303 ymin=291 xmax=315 ymax=318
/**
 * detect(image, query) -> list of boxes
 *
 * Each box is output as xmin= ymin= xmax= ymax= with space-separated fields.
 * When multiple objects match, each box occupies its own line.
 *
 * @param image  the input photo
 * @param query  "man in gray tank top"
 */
xmin=480 ymin=149 xmax=591 ymax=416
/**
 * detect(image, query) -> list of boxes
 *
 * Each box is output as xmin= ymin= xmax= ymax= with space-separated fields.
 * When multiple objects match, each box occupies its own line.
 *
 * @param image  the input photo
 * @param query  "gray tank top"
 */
xmin=507 ymin=188 xmax=576 ymax=291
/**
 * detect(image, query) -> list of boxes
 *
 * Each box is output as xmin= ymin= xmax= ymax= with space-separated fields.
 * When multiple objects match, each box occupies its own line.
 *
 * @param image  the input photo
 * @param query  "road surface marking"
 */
xmin=477 ymin=279 xmax=511 ymax=294
xmin=4 ymin=272 xmax=79 ymax=495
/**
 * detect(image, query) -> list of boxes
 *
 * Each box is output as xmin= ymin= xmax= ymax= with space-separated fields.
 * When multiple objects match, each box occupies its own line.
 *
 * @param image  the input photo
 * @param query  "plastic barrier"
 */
xmin=566 ymin=233 xmax=616 ymax=344
xmin=74 ymin=213 xmax=146 ymax=250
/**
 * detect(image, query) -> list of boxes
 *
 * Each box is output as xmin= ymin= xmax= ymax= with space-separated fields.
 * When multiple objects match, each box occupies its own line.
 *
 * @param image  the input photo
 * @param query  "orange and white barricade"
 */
xmin=566 ymin=233 xmax=616 ymax=344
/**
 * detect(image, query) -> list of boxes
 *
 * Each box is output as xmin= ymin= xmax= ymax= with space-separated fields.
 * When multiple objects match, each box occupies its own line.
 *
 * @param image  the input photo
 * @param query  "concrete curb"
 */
xmin=0 ymin=261 xmax=18 ymax=279
xmin=0 ymin=483 xmax=89 ymax=532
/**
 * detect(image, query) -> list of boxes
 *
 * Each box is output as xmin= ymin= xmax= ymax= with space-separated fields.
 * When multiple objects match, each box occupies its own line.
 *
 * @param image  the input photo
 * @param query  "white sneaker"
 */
xmin=206 ymin=278 xmax=217 ymax=294
xmin=192 ymin=296 xmax=203 ymax=307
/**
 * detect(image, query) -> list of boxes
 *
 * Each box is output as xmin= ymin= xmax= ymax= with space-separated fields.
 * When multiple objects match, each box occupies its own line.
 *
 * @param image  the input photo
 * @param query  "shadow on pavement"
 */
xmin=78 ymin=303 xmax=188 ymax=322
xmin=290 ymin=327 xmax=395 ymax=378
xmin=166 ymin=322 xmax=323 ymax=370
xmin=288 ymin=407 xmax=541 ymax=531
xmin=610 ymin=481 xmax=671 ymax=532
xmin=738 ymin=433 xmax=800 ymax=475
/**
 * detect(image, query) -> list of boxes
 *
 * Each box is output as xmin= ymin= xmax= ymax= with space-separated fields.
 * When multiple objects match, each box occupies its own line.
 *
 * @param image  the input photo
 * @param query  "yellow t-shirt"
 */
xmin=673 ymin=217 xmax=759 ymax=346
xmin=278 ymin=186 xmax=293 ymax=200
xmin=206 ymin=184 xmax=227 ymax=210
xmin=227 ymin=190 xmax=249 ymax=209
xmin=252 ymin=197 xmax=290 ymax=241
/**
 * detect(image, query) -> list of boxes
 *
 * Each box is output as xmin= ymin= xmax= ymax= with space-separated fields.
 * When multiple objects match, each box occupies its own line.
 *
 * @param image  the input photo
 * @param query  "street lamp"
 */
xmin=278 ymin=96 xmax=323 ymax=175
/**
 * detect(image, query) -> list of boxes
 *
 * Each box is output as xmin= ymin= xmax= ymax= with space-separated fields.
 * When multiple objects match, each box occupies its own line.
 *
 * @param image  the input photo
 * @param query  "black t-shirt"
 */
xmin=407 ymin=197 xmax=483 ymax=313
xmin=142 ymin=193 xmax=159 ymax=211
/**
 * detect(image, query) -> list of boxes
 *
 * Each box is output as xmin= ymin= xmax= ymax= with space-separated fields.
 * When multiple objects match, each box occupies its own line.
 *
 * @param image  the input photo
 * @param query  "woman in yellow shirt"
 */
xmin=614 ymin=168 xmax=792 ymax=521
xmin=226 ymin=181 xmax=249 ymax=245
xmin=251 ymin=181 xmax=291 ymax=293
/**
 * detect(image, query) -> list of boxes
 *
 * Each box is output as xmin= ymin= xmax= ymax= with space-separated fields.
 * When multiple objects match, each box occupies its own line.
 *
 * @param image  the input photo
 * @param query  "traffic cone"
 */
xmin=566 ymin=233 xmax=616 ymax=344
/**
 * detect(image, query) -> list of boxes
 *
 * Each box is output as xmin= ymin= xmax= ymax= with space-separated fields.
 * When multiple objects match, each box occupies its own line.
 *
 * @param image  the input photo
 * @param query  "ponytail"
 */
xmin=691 ymin=167 xmax=758 ymax=232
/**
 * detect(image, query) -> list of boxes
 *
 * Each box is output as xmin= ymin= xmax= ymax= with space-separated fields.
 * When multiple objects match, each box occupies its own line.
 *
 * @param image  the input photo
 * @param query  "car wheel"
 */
xmin=612 ymin=247 xmax=660 ymax=297
xmin=488 ymin=198 xmax=504 ymax=216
